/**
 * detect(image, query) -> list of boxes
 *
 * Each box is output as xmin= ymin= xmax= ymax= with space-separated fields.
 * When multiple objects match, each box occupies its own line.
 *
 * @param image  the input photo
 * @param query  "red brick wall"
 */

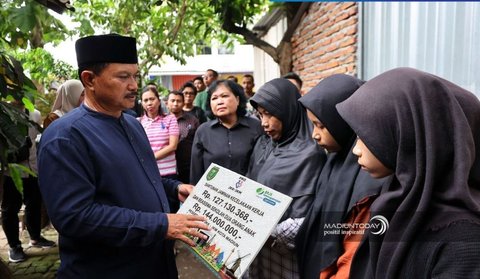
xmin=291 ymin=2 xmax=359 ymax=92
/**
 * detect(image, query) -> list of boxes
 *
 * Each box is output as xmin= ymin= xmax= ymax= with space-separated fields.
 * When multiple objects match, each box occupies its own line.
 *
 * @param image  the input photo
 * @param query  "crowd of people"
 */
xmin=2 ymin=33 xmax=480 ymax=279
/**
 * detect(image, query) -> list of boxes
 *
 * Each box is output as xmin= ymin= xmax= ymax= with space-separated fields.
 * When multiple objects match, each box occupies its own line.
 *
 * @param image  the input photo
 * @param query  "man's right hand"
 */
xmin=166 ymin=214 xmax=210 ymax=246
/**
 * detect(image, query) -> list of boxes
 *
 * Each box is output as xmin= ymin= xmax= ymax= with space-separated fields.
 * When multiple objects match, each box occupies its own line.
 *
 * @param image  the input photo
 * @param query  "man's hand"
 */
xmin=177 ymin=184 xmax=194 ymax=202
xmin=166 ymin=214 xmax=210 ymax=246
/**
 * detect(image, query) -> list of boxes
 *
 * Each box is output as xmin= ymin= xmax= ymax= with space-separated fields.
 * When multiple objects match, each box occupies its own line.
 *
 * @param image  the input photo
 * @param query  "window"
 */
xmin=218 ymin=45 xmax=235 ymax=55
xmin=196 ymin=41 xmax=212 ymax=55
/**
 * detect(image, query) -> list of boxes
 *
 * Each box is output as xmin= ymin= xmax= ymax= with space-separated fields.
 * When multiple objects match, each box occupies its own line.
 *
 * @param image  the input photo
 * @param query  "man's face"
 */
xmin=242 ymin=77 xmax=254 ymax=95
xmin=167 ymin=94 xmax=184 ymax=114
xmin=89 ymin=63 xmax=139 ymax=115
xmin=182 ymin=87 xmax=196 ymax=106
xmin=203 ymin=70 xmax=216 ymax=87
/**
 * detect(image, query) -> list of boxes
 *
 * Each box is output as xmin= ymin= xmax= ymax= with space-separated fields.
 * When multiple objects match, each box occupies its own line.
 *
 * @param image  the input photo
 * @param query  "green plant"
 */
xmin=0 ymin=50 xmax=38 ymax=193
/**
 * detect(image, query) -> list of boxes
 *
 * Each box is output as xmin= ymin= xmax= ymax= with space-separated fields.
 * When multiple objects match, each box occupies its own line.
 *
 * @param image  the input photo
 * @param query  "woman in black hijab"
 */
xmin=247 ymin=78 xmax=326 ymax=279
xmin=296 ymin=74 xmax=388 ymax=279
xmin=337 ymin=67 xmax=480 ymax=278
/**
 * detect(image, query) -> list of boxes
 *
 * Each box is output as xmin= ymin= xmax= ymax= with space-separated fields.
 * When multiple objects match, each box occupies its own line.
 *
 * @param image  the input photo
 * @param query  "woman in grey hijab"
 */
xmin=247 ymin=78 xmax=326 ymax=279
xmin=43 ymin=79 xmax=84 ymax=128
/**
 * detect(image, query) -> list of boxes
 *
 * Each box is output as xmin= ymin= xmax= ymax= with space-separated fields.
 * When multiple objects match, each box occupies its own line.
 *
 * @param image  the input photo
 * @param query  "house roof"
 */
xmin=34 ymin=0 xmax=74 ymax=14
xmin=253 ymin=7 xmax=285 ymax=37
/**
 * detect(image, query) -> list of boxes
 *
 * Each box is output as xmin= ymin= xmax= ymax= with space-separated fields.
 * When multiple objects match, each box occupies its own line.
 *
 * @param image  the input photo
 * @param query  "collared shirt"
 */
xmin=37 ymin=104 xmax=180 ymax=278
xmin=139 ymin=114 xmax=179 ymax=176
xmin=174 ymin=112 xmax=199 ymax=183
xmin=190 ymin=116 xmax=263 ymax=184
xmin=184 ymin=106 xmax=207 ymax=124
xmin=320 ymin=197 xmax=374 ymax=279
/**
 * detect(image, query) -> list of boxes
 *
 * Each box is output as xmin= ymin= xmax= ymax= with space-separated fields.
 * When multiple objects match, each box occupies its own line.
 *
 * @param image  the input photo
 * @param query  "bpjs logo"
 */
xmin=256 ymin=187 xmax=281 ymax=206
xmin=369 ymin=215 xmax=389 ymax=235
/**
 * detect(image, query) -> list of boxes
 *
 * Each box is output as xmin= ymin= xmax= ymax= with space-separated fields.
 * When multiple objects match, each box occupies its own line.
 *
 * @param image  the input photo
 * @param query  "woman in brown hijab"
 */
xmin=337 ymin=67 xmax=480 ymax=278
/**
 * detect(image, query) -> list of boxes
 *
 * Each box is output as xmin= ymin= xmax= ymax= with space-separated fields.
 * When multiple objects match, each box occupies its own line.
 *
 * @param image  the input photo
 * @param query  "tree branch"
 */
xmin=281 ymin=2 xmax=311 ymax=43
xmin=222 ymin=19 xmax=279 ymax=63
xmin=169 ymin=0 xmax=188 ymax=46
xmin=221 ymin=3 xmax=311 ymax=74
xmin=140 ymin=0 xmax=188 ymax=73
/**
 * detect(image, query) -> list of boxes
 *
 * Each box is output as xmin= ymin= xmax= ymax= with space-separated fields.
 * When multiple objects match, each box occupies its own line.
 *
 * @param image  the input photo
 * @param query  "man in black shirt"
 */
xmin=167 ymin=91 xmax=200 ymax=184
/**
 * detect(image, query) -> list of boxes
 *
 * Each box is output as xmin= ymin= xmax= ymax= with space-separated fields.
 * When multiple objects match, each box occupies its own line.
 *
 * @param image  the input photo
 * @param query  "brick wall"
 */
xmin=291 ymin=2 xmax=359 ymax=92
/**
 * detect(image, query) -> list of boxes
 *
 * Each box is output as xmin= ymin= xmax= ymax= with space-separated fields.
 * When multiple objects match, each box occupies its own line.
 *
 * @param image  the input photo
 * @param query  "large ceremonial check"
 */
xmin=178 ymin=163 xmax=292 ymax=279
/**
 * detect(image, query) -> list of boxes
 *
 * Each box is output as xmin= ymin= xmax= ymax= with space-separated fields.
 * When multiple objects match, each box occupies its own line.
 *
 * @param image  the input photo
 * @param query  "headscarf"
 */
xmin=296 ymin=74 xmax=387 ymax=278
xmin=51 ymin=80 xmax=84 ymax=117
xmin=248 ymin=78 xmax=326 ymax=220
xmin=336 ymin=67 xmax=480 ymax=278
xmin=299 ymin=74 xmax=363 ymax=146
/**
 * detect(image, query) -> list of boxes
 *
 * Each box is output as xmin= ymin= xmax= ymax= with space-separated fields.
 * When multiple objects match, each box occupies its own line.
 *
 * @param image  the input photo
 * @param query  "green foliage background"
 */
xmin=1 ymin=0 xmax=286 ymax=174
xmin=1 ymin=0 xmax=271 ymax=116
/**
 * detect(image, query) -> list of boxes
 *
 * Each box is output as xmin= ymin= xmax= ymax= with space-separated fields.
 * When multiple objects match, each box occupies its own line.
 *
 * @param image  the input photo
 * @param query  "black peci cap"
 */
xmin=75 ymin=34 xmax=138 ymax=68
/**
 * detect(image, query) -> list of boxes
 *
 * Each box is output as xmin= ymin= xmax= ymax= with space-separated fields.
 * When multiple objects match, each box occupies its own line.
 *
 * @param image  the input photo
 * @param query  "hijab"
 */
xmin=296 ymin=74 xmax=387 ymax=278
xmin=248 ymin=78 xmax=326 ymax=221
xmin=336 ymin=67 xmax=480 ymax=278
xmin=51 ymin=80 xmax=84 ymax=117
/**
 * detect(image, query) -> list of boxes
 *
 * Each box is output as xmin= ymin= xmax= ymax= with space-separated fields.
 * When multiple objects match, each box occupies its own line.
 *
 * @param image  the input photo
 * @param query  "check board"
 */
xmin=177 ymin=163 xmax=292 ymax=279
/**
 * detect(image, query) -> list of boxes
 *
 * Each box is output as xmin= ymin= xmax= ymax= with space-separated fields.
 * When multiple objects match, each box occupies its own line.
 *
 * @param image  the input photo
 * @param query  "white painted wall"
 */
xmin=149 ymin=44 xmax=254 ymax=76
xmin=253 ymin=16 xmax=287 ymax=88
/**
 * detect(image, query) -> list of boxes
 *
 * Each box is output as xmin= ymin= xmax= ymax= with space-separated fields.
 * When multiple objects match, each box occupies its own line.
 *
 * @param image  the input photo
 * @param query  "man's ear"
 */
xmin=81 ymin=71 xmax=95 ymax=91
